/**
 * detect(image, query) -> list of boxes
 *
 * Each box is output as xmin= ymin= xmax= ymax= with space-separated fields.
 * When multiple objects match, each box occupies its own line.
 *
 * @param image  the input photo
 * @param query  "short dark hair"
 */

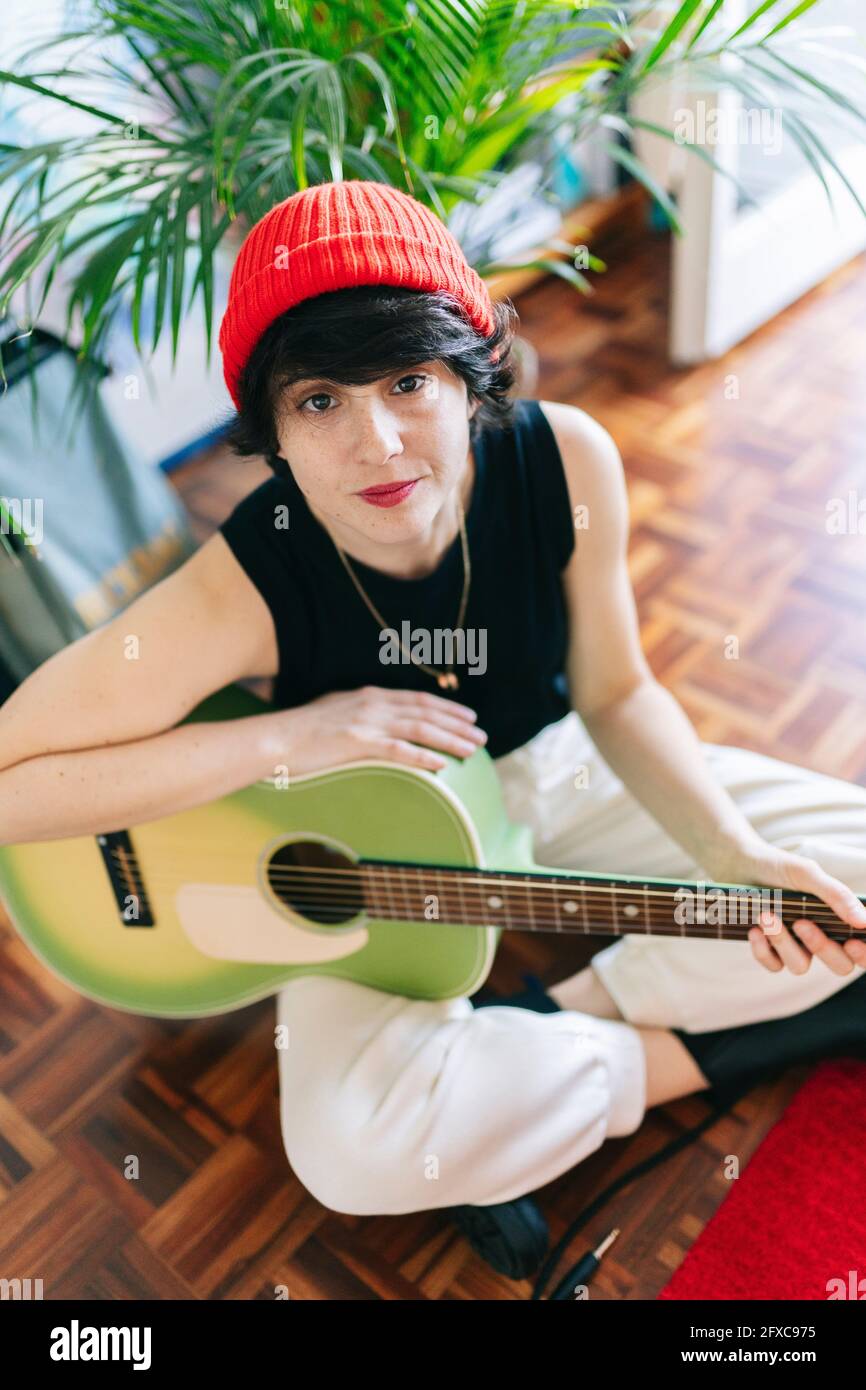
xmin=223 ymin=284 xmax=519 ymax=472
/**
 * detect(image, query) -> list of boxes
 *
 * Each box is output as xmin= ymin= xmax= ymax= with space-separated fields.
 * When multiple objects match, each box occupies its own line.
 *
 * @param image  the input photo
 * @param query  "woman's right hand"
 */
xmin=260 ymin=685 xmax=488 ymax=777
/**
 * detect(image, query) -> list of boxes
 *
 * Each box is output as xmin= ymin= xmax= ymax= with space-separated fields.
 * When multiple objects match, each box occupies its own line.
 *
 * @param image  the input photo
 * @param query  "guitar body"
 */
xmin=0 ymin=685 xmax=540 ymax=1017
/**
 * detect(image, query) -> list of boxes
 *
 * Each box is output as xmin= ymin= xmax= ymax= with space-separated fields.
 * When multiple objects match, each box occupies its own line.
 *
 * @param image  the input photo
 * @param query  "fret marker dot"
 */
xmin=623 ymin=904 xmax=639 ymax=918
xmin=487 ymin=895 xmax=503 ymax=909
xmin=563 ymin=900 xmax=578 ymax=913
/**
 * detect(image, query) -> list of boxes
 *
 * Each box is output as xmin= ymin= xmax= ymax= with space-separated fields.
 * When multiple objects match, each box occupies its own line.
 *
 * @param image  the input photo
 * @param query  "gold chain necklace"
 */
xmin=330 ymin=495 xmax=471 ymax=690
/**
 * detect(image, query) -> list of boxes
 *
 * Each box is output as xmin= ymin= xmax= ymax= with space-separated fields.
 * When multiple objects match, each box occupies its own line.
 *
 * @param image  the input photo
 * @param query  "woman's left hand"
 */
xmin=704 ymin=839 xmax=866 ymax=976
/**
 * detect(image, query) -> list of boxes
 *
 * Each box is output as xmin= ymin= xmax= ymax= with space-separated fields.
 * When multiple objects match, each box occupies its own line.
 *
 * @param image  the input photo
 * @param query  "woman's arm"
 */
xmin=0 ymin=530 xmax=285 ymax=843
xmin=539 ymin=400 xmax=762 ymax=867
xmin=0 ymin=531 xmax=280 ymax=776
xmin=539 ymin=400 xmax=866 ymax=973
xmin=0 ymin=712 xmax=287 ymax=845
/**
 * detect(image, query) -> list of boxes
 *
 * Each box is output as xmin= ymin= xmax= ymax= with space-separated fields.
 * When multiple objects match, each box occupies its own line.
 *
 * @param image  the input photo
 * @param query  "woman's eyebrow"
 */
xmin=289 ymin=377 xmax=343 ymax=396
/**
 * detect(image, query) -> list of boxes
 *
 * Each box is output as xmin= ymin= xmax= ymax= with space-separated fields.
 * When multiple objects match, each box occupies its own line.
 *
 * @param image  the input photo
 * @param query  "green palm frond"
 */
xmin=0 ymin=0 xmax=863 ymax=403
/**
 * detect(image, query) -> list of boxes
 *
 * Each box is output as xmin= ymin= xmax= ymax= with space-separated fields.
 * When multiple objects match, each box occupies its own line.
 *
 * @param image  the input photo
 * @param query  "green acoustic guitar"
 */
xmin=0 ymin=684 xmax=857 ymax=1019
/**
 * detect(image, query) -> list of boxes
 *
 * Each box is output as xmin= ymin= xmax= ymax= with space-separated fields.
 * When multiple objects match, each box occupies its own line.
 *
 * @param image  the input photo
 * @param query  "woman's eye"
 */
xmin=300 ymin=392 xmax=334 ymax=413
xmin=395 ymin=374 xmax=427 ymax=394
xmin=300 ymin=374 xmax=426 ymax=413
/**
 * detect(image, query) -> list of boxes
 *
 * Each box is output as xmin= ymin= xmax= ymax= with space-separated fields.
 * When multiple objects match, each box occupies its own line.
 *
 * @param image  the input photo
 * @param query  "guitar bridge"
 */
xmin=96 ymin=830 xmax=154 ymax=927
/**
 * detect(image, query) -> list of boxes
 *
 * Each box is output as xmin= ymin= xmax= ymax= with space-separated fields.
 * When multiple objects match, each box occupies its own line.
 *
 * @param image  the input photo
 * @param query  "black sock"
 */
xmin=673 ymin=969 xmax=866 ymax=1094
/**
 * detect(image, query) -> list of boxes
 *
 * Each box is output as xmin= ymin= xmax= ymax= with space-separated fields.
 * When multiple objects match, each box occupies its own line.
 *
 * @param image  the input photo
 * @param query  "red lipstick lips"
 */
xmin=357 ymin=478 xmax=420 ymax=508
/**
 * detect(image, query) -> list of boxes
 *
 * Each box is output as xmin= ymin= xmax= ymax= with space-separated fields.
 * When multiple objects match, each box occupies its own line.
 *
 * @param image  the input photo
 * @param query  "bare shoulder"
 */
xmin=185 ymin=530 xmax=281 ymax=679
xmin=535 ymin=399 xmax=629 ymax=547
xmin=535 ymin=400 xmax=624 ymax=486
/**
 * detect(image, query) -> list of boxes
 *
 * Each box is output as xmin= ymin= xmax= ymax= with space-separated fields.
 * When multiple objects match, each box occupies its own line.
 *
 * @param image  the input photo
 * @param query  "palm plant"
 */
xmin=1 ymin=0 xmax=864 ymax=410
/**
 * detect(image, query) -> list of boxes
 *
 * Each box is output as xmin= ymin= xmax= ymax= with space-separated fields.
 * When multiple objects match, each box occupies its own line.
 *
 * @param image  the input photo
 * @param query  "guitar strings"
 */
xmin=101 ymin=856 xmax=861 ymax=934
xmin=106 ymin=849 xmax=860 ymax=921
xmin=98 ymin=841 xmax=866 ymax=919
xmin=93 ymin=885 xmax=856 ymax=937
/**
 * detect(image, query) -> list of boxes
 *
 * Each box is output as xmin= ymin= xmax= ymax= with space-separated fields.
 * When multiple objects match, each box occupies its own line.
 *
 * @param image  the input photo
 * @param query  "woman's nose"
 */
xmin=350 ymin=405 xmax=404 ymax=461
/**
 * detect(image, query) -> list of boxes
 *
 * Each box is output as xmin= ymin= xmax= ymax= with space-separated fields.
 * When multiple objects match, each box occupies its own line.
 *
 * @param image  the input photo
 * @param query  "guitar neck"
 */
xmin=359 ymin=860 xmax=861 ymax=945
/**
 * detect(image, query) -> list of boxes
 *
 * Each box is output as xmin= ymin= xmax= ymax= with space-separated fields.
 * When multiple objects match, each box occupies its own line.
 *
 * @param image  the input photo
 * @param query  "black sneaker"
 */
xmin=449 ymin=1195 xmax=550 ymax=1279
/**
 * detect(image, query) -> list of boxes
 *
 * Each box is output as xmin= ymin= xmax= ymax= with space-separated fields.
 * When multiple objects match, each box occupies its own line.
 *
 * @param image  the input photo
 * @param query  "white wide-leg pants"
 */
xmin=276 ymin=712 xmax=866 ymax=1215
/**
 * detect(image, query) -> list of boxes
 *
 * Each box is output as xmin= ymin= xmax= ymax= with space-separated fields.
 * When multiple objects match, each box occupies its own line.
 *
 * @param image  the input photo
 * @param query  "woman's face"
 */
xmin=272 ymin=359 xmax=478 ymax=550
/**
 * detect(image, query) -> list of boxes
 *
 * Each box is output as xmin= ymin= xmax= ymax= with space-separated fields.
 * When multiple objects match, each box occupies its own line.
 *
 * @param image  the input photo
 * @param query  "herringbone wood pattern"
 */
xmin=3 ymin=214 xmax=865 ymax=1299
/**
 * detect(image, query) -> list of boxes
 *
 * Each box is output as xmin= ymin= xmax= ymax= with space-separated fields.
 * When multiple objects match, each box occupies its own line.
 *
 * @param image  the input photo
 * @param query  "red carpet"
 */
xmin=659 ymin=1059 xmax=866 ymax=1301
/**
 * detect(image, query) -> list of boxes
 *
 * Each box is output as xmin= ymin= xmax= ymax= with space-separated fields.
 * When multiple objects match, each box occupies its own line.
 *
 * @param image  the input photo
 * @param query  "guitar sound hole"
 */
xmin=266 ymin=840 xmax=364 ymax=925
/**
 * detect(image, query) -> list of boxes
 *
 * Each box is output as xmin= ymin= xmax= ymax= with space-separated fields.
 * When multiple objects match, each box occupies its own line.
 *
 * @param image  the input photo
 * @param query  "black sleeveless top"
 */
xmin=218 ymin=397 xmax=576 ymax=758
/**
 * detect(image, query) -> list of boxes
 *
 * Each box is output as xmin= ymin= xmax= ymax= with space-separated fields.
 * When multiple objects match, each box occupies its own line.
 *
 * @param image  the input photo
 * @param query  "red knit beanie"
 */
xmin=218 ymin=180 xmax=498 ymax=410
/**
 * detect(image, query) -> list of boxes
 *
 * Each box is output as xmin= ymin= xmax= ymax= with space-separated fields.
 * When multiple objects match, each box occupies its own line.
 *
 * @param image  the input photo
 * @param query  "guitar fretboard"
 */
xmin=357 ymin=859 xmax=859 ymax=944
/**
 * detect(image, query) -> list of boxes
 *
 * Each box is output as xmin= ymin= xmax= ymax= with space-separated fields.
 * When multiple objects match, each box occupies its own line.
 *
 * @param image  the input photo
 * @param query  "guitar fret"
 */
xmin=455 ymin=868 xmax=469 ymax=929
xmin=502 ymin=879 xmax=515 ymax=933
xmin=434 ymin=867 xmax=450 ymax=925
xmin=525 ymin=875 xmax=536 ymax=933
xmin=556 ymin=878 xmax=575 ymax=934
xmin=436 ymin=867 xmax=450 ymax=922
xmin=400 ymin=866 xmax=426 ymax=923
xmin=400 ymin=864 xmax=413 ymax=923
xmin=385 ymin=865 xmax=398 ymax=922
xmin=489 ymin=884 xmax=508 ymax=928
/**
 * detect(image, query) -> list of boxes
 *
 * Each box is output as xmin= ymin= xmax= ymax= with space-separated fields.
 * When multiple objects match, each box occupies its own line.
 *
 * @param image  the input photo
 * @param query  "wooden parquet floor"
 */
xmin=3 ymin=216 xmax=866 ymax=1300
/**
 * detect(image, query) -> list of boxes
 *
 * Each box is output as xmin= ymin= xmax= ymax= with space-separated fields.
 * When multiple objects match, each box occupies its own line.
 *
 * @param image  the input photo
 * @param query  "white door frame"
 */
xmin=629 ymin=1 xmax=866 ymax=364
